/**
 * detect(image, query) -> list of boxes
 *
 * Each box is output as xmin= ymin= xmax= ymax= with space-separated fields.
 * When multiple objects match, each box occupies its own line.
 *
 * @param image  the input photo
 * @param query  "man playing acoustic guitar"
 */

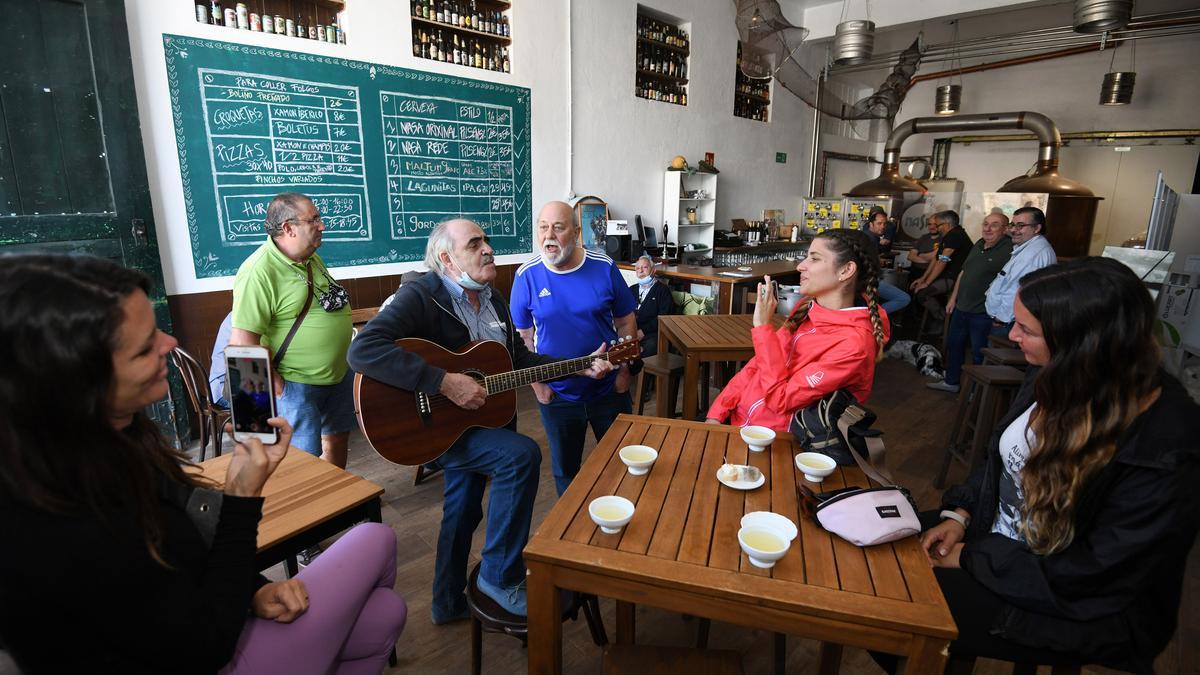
xmin=348 ymin=219 xmax=614 ymax=623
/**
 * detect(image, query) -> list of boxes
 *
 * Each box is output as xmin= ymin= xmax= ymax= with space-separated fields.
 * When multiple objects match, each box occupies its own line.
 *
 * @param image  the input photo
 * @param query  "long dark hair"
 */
xmin=0 ymin=254 xmax=200 ymax=563
xmin=1016 ymin=256 xmax=1160 ymax=554
xmin=785 ymin=228 xmax=886 ymax=357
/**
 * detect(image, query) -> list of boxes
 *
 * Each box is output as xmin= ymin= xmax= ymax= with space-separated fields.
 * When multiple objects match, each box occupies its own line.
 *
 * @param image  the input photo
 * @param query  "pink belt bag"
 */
xmin=798 ymin=394 xmax=921 ymax=547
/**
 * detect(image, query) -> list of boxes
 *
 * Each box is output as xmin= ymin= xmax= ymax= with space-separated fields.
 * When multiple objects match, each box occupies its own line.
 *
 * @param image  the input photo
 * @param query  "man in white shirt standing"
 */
xmin=984 ymin=206 xmax=1057 ymax=336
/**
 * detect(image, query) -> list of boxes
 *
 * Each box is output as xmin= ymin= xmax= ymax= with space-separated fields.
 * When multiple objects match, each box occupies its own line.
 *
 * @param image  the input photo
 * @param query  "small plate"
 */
xmin=716 ymin=465 xmax=765 ymax=490
xmin=741 ymin=511 xmax=798 ymax=541
xmin=737 ymin=266 xmax=753 ymax=271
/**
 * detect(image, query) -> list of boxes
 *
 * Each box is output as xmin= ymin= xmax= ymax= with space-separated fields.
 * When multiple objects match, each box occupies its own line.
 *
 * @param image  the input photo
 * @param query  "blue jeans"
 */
xmin=430 ymin=426 xmax=540 ymax=623
xmin=878 ymin=280 xmax=911 ymax=318
xmin=538 ymin=389 xmax=632 ymax=496
xmin=275 ymin=370 xmax=356 ymax=455
xmin=944 ymin=310 xmax=994 ymax=386
xmin=991 ymin=320 xmax=1014 ymax=338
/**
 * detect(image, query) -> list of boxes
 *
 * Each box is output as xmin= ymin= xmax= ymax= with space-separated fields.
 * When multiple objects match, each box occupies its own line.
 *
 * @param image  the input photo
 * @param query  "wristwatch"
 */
xmin=939 ymin=509 xmax=969 ymax=528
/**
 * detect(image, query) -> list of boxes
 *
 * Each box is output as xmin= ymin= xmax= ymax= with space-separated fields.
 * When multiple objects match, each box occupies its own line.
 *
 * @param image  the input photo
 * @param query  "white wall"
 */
xmin=124 ymin=0 xmax=569 ymax=295
xmin=569 ymin=0 xmax=815 ymax=237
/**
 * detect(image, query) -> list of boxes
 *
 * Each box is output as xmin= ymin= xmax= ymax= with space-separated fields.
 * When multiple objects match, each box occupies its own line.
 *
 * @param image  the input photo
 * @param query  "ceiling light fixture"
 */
xmin=832 ymin=0 xmax=875 ymax=66
xmin=1074 ymin=0 xmax=1133 ymax=34
xmin=1099 ymin=37 xmax=1136 ymax=105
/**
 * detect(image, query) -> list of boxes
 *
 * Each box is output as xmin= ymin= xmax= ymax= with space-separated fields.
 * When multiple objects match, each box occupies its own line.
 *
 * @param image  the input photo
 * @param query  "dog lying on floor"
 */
xmin=886 ymin=340 xmax=945 ymax=380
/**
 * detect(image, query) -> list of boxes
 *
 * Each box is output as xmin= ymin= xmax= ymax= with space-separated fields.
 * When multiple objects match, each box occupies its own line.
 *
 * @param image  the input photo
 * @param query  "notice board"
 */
xmin=163 ymin=35 xmax=532 ymax=278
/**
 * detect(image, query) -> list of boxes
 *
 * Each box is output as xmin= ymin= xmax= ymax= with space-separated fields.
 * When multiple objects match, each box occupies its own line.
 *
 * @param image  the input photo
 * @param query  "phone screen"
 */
xmin=226 ymin=355 xmax=275 ymax=435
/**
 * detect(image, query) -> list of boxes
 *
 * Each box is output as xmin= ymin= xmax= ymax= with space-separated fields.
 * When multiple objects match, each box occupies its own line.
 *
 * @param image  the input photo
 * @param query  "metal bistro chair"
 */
xmin=170 ymin=346 xmax=230 ymax=461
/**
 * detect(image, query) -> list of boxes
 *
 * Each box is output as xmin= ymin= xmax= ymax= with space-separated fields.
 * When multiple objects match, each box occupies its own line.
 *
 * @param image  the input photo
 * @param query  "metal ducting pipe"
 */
xmin=847 ymin=111 xmax=1102 ymax=257
xmin=1074 ymin=0 xmax=1133 ymax=33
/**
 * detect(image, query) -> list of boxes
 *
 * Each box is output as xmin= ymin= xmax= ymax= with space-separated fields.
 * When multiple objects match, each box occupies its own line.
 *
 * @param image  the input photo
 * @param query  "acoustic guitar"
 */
xmin=354 ymin=337 xmax=641 ymax=466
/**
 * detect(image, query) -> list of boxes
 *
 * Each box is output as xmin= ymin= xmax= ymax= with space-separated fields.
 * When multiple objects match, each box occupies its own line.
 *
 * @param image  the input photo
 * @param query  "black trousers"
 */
xmin=872 ymin=514 xmax=1082 ymax=672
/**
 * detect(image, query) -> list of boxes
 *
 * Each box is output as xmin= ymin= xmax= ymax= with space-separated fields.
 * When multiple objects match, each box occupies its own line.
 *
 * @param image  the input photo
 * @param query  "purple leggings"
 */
xmin=220 ymin=523 xmax=408 ymax=675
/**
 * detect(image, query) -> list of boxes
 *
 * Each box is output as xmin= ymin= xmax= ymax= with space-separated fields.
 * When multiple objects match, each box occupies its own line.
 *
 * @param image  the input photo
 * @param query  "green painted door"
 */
xmin=0 ymin=0 xmax=187 ymax=446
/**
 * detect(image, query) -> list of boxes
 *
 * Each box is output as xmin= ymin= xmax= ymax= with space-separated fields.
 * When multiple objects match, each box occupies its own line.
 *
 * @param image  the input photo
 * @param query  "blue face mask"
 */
xmin=637 ymin=274 xmax=655 ymax=287
xmin=448 ymin=251 xmax=489 ymax=291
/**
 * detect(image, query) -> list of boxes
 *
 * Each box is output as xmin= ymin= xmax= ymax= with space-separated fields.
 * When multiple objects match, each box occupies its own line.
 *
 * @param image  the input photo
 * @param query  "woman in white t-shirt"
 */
xmin=912 ymin=257 xmax=1200 ymax=674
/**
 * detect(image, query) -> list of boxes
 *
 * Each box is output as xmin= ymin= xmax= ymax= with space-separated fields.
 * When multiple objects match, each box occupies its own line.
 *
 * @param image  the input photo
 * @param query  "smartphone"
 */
xmin=223 ymin=345 xmax=279 ymax=444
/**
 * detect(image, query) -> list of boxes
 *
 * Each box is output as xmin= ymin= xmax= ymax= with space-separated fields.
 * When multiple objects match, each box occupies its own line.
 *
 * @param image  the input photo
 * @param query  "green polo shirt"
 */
xmin=956 ymin=237 xmax=1014 ymax=314
xmin=232 ymin=238 xmax=352 ymax=385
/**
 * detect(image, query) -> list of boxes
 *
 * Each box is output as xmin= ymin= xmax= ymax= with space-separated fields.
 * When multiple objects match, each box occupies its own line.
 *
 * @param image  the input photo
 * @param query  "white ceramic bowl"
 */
xmin=589 ymin=496 xmax=635 ymax=534
xmin=740 ymin=511 xmax=798 ymax=542
xmin=740 ymin=425 xmax=776 ymax=452
xmin=618 ymin=445 xmax=658 ymax=475
xmin=738 ymin=525 xmax=790 ymax=568
xmin=794 ymin=452 xmax=837 ymax=483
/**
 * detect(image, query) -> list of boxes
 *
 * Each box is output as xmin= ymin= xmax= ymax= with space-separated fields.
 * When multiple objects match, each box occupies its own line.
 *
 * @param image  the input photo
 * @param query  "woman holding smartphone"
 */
xmin=706 ymin=228 xmax=889 ymax=431
xmin=917 ymin=257 xmax=1200 ymax=673
xmin=0 ymin=255 xmax=407 ymax=674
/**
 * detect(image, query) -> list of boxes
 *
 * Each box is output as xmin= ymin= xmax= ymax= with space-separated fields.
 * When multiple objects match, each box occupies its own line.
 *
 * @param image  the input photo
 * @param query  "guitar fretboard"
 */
xmin=483 ymin=353 xmax=612 ymax=394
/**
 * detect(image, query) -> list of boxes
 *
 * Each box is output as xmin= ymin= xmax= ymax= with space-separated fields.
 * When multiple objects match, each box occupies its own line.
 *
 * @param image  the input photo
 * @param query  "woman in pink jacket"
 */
xmin=706 ymin=228 xmax=889 ymax=432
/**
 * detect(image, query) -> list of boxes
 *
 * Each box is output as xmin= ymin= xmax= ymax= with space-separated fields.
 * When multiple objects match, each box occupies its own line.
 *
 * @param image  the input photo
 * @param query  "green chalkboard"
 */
xmin=163 ymin=34 xmax=532 ymax=278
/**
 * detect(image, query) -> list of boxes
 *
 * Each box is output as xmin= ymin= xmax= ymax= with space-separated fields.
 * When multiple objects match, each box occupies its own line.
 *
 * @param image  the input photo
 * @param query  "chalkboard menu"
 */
xmin=164 ymin=35 xmax=532 ymax=278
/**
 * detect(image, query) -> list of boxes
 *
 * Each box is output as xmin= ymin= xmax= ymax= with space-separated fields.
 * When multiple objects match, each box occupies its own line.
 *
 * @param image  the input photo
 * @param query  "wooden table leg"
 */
xmin=526 ymin=562 xmax=562 ymax=675
xmin=681 ymin=354 xmax=700 ymax=421
xmin=900 ymin=635 xmax=949 ymax=675
xmin=656 ymin=327 xmax=671 ymax=418
xmin=817 ymin=642 xmax=843 ymax=675
xmin=615 ymin=600 xmax=636 ymax=644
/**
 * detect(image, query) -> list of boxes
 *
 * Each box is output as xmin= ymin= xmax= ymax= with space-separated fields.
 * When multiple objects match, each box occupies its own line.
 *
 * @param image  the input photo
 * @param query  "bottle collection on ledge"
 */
xmin=195 ymin=2 xmax=347 ymax=44
xmin=413 ymin=29 xmax=511 ymax=73
xmin=410 ymin=0 xmax=511 ymax=37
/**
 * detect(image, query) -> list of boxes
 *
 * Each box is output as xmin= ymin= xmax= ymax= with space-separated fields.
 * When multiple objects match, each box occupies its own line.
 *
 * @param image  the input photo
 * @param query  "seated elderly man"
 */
xmin=348 ymin=218 xmax=612 ymax=623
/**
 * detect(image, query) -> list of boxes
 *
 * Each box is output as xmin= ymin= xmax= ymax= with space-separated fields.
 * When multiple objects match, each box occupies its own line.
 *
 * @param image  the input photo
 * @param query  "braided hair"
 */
xmin=785 ymin=229 xmax=885 ymax=359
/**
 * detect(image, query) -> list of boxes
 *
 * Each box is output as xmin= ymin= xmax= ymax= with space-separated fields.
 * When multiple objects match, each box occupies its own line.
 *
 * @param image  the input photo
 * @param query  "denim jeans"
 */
xmin=429 ymin=426 xmax=541 ymax=622
xmin=878 ymin=280 xmax=911 ymax=318
xmin=944 ymin=310 xmax=994 ymax=386
xmin=275 ymin=370 xmax=356 ymax=455
xmin=538 ymin=389 xmax=633 ymax=496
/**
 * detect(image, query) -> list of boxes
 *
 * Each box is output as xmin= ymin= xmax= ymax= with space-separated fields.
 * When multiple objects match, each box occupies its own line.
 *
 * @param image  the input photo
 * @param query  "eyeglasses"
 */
xmin=1009 ymin=221 xmax=1034 ymax=230
xmin=289 ymin=214 xmax=324 ymax=226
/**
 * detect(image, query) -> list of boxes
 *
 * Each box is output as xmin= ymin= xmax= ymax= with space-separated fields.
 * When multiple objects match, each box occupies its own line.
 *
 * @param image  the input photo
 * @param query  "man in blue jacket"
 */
xmin=348 ymin=218 xmax=611 ymax=623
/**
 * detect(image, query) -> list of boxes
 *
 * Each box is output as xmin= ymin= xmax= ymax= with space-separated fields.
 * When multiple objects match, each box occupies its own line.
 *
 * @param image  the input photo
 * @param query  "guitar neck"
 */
xmin=484 ymin=353 xmax=610 ymax=394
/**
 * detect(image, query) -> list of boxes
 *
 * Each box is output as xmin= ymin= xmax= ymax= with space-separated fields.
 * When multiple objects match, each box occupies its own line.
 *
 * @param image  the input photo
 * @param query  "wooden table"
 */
xmin=193 ymin=450 xmax=385 ymax=575
xmin=524 ymin=415 xmax=955 ymax=674
xmin=618 ymin=260 xmax=800 ymax=314
xmin=655 ymin=314 xmax=782 ymax=421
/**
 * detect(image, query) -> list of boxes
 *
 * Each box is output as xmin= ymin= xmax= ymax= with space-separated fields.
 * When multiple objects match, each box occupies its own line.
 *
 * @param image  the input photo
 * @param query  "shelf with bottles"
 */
xmin=734 ymin=40 xmax=771 ymax=123
xmin=637 ymin=14 xmax=689 ymax=52
xmin=636 ymin=6 xmax=689 ymax=107
xmin=635 ymin=76 xmax=686 ymax=106
xmin=410 ymin=0 xmax=512 ymax=73
xmin=194 ymin=1 xmax=348 ymax=44
xmin=412 ymin=28 xmax=511 ymax=73
xmin=410 ymin=0 xmax=511 ymax=42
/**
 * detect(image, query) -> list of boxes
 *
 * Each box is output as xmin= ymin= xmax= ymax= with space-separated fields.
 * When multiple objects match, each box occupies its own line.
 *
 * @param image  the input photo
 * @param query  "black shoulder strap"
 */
xmin=272 ymin=262 xmax=314 ymax=369
xmin=836 ymin=402 xmax=895 ymax=486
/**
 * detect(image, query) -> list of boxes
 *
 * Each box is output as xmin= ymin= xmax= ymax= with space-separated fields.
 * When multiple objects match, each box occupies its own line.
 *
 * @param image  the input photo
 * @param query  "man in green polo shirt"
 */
xmin=927 ymin=210 xmax=1014 ymax=393
xmin=230 ymin=192 xmax=354 ymax=467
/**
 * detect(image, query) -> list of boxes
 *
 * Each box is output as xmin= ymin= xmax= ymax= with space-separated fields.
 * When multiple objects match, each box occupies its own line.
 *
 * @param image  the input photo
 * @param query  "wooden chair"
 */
xmin=170 ymin=346 xmax=230 ymax=461
xmin=465 ymin=562 xmax=606 ymax=675
xmin=935 ymin=364 xmax=1025 ymax=488
xmin=981 ymin=346 xmax=1027 ymax=369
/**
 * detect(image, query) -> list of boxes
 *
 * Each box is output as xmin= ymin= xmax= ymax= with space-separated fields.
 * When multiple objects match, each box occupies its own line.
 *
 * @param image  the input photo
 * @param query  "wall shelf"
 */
xmin=635 ymin=6 xmax=690 ymax=107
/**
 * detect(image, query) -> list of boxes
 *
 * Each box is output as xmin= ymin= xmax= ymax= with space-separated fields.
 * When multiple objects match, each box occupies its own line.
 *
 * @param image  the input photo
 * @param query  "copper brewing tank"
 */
xmin=846 ymin=112 xmax=1102 ymax=257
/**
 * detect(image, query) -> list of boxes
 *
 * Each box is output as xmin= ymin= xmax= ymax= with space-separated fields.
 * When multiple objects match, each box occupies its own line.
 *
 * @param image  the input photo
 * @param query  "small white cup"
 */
xmin=741 ymin=425 xmax=776 ymax=452
xmin=589 ymin=496 xmax=635 ymax=534
xmin=794 ymin=452 xmax=837 ymax=483
xmin=738 ymin=525 xmax=790 ymax=568
xmin=619 ymin=445 xmax=658 ymax=475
